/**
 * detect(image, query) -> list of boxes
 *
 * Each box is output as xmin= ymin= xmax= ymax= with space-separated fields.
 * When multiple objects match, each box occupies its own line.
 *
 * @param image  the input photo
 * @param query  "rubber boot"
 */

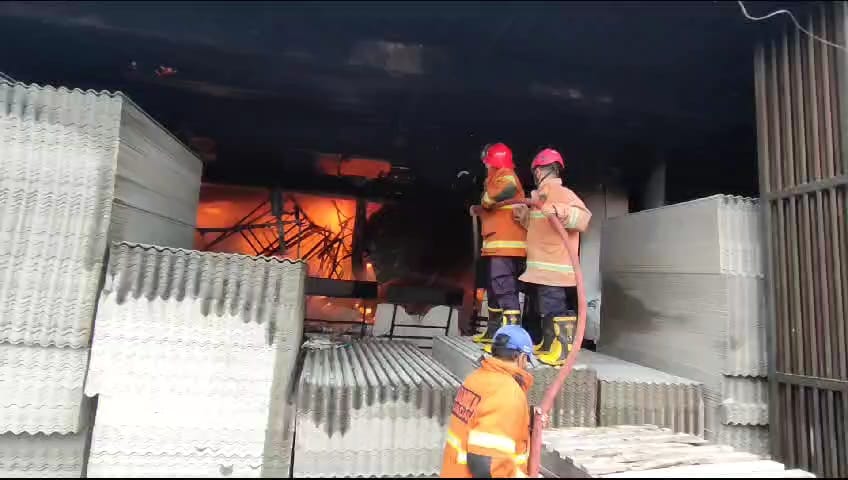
xmin=536 ymin=316 xmax=576 ymax=367
xmin=483 ymin=309 xmax=522 ymax=353
xmin=534 ymin=311 xmax=576 ymax=354
xmin=533 ymin=315 xmax=557 ymax=355
xmin=473 ymin=307 xmax=505 ymax=344
xmin=503 ymin=310 xmax=521 ymax=326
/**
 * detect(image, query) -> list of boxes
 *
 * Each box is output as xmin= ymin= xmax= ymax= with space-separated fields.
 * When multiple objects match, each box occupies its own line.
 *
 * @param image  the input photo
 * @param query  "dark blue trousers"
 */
xmin=486 ymin=257 xmax=524 ymax=312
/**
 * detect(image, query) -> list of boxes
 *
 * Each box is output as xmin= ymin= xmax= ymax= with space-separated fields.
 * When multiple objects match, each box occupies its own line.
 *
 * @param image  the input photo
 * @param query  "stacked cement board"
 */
xmin=599 ymin=195 xmax=769 ymax=454
xmin=0 ymin=343 xmax=92 ymax=477
xmin=432 ymin=337 xmax=704 ymax=434
xmin=0 ymin=81 xmax=202 ymax=476
xmin=540 ymin=425 xmax=814 ymax=478
xmin=579 ymin=350 xmax=704 ymax=436
xmin=293 ymin=339 xmax=461 ymax=477
xmin=432 ymin=336 xmax=598 ymax=429
xmin=84 ymin=242 xmax=306 ymax=477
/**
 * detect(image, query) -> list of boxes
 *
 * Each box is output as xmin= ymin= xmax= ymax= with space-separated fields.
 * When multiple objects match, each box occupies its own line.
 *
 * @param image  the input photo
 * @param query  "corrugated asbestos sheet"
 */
xmin=579 ymin=351 xmax=704 ymax=436
xmin=432 ymin=336 xmax=598 ymax=429
xmin=601 ymin=196 xmax=763 ymax=277
xmin=0 ymin=430 xmax=89 ymax=478
xmin=433 ymin=337 xmax=704 ymax=434
xmin=0 ymin=80 xmax=203 ymax=474
xmin=0 ymin=344 xmax=90 ymax=434
xmin=85 ymin=242 xmax=306 ymax=478
xmin=292 ymin=339 xmax=461 ymax=477
xmin=0 ymin=80 xmax=201 ymax=349
xmin=599 ymin=195 xmax=769 ymax=454
xmin=0 ymin=81 xmax=203 ymax=474
xmin=0 ymin=382 xmax=95 ymax=478
xmin=540 ymin=425 xmax=814 ymax=478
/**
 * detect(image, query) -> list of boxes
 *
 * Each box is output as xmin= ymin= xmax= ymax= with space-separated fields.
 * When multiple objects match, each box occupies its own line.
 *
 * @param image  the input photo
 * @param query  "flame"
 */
xmin=195 ymin=184 xmax=382 ymax=324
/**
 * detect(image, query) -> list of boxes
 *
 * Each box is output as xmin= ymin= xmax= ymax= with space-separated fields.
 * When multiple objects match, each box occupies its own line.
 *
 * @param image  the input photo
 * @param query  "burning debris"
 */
xmin=195 ymin=186 xmax=375 ymax=281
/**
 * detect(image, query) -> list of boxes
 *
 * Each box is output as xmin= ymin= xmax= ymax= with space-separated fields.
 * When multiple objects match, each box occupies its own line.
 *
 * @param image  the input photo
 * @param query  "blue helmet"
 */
xmin=493 ymin=324 xmax=538 ymax=366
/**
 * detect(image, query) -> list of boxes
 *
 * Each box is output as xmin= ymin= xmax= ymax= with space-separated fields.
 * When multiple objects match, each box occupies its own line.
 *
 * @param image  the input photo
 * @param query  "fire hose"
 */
xmin=472 ymin=198 xmax=587 ymax=478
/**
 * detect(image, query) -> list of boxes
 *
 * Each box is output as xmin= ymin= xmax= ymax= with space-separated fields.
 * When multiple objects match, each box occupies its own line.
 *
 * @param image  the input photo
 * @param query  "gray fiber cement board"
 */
xmin=0 ymin=80 xmax=202 ymax=349
xmin=599 ymin=272 xmax=767 ymax=382
xmin=433 ymin=337 xmax=704 ymax=434
xmin=85 ymin=243 xmax=306 ymax=478
xmin=292 ymin=339 xmax=461 ymax=478
xmin=600 ymin=195 xmax=762 ymax=277
xmin=0 ymin=343 xmax=91 ymax=435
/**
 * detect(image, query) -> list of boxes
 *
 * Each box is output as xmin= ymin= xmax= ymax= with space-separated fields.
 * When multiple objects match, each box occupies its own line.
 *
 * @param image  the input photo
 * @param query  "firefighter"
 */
xmin=514 ymin=148 xmax=591 ymax=367
xmin=472 ymin=142 xmax=528 ymax=344
xmin=441 ymin=324 xmax=536 ymax=478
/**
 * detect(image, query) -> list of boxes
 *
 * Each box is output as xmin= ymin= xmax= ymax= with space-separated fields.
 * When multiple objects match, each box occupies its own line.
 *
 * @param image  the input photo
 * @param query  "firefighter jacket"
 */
xmin=518 ymin=177 xmax=591 ymax=287
xmin=479 ymin=168 xmax=527 ymax=257
xmin=440 ymin=357 xmax=534 ymax=478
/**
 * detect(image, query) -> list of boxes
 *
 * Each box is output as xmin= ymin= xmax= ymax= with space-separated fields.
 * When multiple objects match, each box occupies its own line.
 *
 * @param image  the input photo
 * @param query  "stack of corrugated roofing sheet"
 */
xmin=599 ymin=196 xmax=769 ymax=454
xmin=84 ymin=242 xmax=306 ymax=478
xmin=292 ymin=339 xmax=461 ymax=477
xmin=579 ymin=351 xmax=704 ymax=436
xmin=0 ymin=429 xmax=90 ymax=478
xmin=540 ymin=425 xmax=814 ymax=478
xmin=0 ymin=344 xmax=93 ymax=478
xmin=0 ymin=344 xmax=90 ymax=434
xmin=432 ymin=336 xmax=597 ymax=429
xmin=0 ymin=80 xmax=200 ymax=477
xmin=432 ymin=337 xmax=703 ymax=433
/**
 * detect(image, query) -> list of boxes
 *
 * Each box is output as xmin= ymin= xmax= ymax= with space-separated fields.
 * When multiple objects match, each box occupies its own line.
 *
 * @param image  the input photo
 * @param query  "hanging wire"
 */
xmin=736 ymin=0 xmax=848 ymax=52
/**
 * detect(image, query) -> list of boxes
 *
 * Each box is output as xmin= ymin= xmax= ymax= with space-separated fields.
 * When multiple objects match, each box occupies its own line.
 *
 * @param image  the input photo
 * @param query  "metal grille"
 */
xmin=754 ymin=3 xmax=848 ymax=477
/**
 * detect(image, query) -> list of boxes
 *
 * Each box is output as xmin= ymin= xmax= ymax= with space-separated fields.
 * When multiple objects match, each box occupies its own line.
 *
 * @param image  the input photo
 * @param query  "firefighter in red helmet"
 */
xmin=472 ymin=143 xmax=528 ymax=344
xmin=513 ymin=148 xmax=591 ymax=366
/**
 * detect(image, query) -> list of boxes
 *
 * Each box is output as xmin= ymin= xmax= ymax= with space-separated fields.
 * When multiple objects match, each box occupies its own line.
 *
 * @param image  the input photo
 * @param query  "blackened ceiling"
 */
xmin=0 ymin=1 xmax=813 ymax=192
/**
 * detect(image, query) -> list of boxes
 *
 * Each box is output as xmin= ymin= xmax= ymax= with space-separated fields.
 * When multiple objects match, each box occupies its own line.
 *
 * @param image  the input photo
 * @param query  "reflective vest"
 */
xmin=440 ymin=358 xmax=533 ymax=478
xmin=519 ymin=178 xmax=591 ymax=287
xmin=479 ymin=168 xmax=527 ymax=257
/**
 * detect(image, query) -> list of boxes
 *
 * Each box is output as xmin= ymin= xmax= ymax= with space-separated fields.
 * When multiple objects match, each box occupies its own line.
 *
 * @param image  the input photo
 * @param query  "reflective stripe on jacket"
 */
xmin=440 ymin=358 xmax=533 ymax=478
xmin=519 ymin=178 xmax=591 ymax=287
xmin=479 ymin=168 xmax=527 ymax=257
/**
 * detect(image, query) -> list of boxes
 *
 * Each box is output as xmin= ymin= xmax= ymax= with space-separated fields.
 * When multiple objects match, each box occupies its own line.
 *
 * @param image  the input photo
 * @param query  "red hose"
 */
xmin=475 ymin=198 xmax=587 ymax=478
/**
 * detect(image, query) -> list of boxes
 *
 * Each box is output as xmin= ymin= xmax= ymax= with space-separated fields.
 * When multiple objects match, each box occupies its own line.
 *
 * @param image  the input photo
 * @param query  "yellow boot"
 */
xmin=483 ymin=310 xmax=522 ymax=353
xmin=473 ymin=307 xmax=505 ymax=344
xmin=503 ymin=310 xmax=522 ymax=326
xmin=536 ymin=316 xmax=577 ymax=367
xmin=534 ymin=314 xmax=575 ymax=354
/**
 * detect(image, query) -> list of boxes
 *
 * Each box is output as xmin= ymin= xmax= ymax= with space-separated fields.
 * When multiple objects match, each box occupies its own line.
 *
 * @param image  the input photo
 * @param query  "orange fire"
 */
xmin=195 ymin=184 xmax=381 ymax=280
xmin=195 ymin=183 xmax=382 ymax=325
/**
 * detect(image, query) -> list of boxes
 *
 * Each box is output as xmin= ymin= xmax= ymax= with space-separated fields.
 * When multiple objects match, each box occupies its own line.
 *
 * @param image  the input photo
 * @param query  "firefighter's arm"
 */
xmin=466 ymin=392 xmax=527 ymax=478
xmin=482 ymin=172 xmax=519 ymax=209
xmin=543 ymin=197 xmax=592 ymax=233
xmin=512 ymin=204 xmax=530 ymax=229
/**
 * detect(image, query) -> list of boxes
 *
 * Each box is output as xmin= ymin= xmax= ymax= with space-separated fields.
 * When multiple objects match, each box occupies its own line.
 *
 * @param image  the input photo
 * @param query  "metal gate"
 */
xmin=754 ymin=3 xmax=848 ymax=477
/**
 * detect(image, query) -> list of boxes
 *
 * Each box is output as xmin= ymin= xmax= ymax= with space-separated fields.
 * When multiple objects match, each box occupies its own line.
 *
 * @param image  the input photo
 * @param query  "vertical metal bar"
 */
xmin=772 ymin=42 xmax=785 ymax=192
xmin=783 ymin=32 xmax=797 ymax=191
xmin=756 ymin=43 xmax=783 ymax=461
xmin=821 ymin=8 xmax=838 ymax=180
xmin=808 ymin=19 xmax=823 ymax=183
xmin=841 ymin=394 xmax=848 ymax=477
xmin=794 ymin=28 xmax=810 ymax=186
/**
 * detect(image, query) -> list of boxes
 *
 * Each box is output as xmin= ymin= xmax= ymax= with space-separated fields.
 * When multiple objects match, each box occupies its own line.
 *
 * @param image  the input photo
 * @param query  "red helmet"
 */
xmin=481 ymin=142 xmax=514 ymax=169
xmin=531 ymin=148 xmax=565 ymax=169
